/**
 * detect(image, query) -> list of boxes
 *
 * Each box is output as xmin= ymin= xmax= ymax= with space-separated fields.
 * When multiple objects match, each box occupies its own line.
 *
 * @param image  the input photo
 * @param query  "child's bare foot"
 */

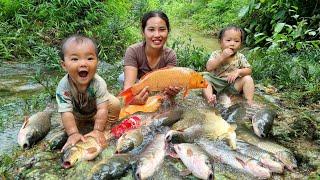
xmin=207 ymin=94 xmax=217 ymax=106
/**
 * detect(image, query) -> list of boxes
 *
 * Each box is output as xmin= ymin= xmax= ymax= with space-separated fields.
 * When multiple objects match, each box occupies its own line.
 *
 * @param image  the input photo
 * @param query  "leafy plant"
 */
xmin=170 ymin=37 xmax=210 ymax=71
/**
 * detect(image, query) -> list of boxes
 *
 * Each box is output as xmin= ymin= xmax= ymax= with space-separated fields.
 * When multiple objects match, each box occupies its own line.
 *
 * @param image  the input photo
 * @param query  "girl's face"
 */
xmin=143 ymin=17 xmax=168 ymax=50
xmin=62 ymin=39 xmax=98 ymax=91
xmin=220 ymin=29 xmax=242 ymax=53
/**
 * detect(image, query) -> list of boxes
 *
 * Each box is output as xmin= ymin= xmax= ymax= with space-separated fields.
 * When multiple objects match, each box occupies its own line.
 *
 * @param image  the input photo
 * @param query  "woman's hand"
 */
xmin=84 ymin=129 xmax=107 ymax=148
xmin=61 ymin=132 xmax=86 ymax=152
xmin=130 ymin=86 xmax=149 ymax=105
xmin=163 ymin=86 xmax=182 ymax=98
xmin=227 ymin=69 xmax=240 ymax=83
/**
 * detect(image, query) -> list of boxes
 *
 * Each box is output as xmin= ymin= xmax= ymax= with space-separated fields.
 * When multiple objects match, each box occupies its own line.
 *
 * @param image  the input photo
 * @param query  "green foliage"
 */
xmin=162 ymin=0 xmax=248 ymax=35
xmin=170 ymin=38 xmax=210 ymax=71
xmin=248 ymin=48 xmax=320 ymax=104
xmin=239 ymin=0 xmax=320 ymax=51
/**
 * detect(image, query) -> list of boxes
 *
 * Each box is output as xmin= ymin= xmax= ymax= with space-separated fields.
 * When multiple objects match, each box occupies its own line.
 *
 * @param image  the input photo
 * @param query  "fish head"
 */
xmin=134 ymin=163 xmax=154 ymax=180
xmin=116 ymin=141 xmax=134 ymax=154
xmin=190 ymin=72 xmax=208 ymax=89
xmin=252 ymin=109 xmax=276 ymax=138
xmin=165 ymin=130 xmax=184 ymax=144
xmin=18 ymin=127 xmax=37 ymax=149
xmin=260 ymin=154 xmax=284 ymax=173
xmin=245 ymin=159 xmax=271 ymax=179
xmin=276 ymin=151 xmax=297 ymax=171
xmin=172 ymin=144 xmax=182 ymax=154
xmin=196 ymin=159 xmax=214 ymax=180
xmin=62 ymin=146 xmax=82 ymax=169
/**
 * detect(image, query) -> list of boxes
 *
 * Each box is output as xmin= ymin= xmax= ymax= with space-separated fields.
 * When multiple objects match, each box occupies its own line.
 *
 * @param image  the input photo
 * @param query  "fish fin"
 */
xmin=235 ymin=157 xmax=246 ymax=168
xmin=118 ymin=88 xmax=134 ymax=105
xmin=87 ymin=147 xmax=98 ymax=154
xmin=22 ymin=117 xmax=29 ymax=129
xmin=179 ymin=169 xmax=192 ymax=176
xmin=187 ymin=148 xmax=193 ymax=157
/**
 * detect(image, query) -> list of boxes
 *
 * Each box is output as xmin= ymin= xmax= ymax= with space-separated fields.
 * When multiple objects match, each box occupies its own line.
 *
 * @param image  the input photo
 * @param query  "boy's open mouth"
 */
xmin=78 ymin=70 xmax=88 ymax=78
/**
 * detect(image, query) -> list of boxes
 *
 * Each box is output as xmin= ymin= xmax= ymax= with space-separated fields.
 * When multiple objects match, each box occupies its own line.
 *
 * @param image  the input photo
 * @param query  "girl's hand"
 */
xmin=227 ymin=70 xmax=240 ymax=83
xmin=84 ymin=129 xmax=107 ymax=148
xmin=221 ymin=48 xmax=235 ymax=59
xmin=61 ymin=132 xmax=86 ymax=152
xmin=163 ymin=86 xmax=182 ymax=98
xmin=130 ymin=86 xmax=149 ymax=105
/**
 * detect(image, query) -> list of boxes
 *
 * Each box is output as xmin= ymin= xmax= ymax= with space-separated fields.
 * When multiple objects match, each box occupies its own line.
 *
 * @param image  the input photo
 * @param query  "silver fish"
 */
xmin=198 ymin=139 xmax=271 ymax=179
xmin=135 ymin=134 xmax=166 ymax=180
xmin=174 ymin=143 xmax=214 ymax=180
xmin=17 ymin=110 xmax=52 ymax=149
xmin=237 ymin=140 xmax=284 ymax=173
xmin=237 ymin=126 xmax=297 ymax=171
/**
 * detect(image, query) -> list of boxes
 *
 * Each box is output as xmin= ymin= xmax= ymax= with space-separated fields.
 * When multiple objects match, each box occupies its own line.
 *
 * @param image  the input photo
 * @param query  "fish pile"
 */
xmin=16 ymin=81 xmax=298 ymax=179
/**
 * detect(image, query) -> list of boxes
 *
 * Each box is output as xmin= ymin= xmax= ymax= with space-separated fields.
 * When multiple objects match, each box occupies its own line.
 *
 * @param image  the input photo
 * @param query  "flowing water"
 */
xmin=0 ymin=62 xmax=46 ymax=155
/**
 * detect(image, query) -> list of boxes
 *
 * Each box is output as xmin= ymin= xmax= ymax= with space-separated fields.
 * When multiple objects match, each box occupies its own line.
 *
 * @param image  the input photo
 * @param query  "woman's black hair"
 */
xmin=59 ymin=34 xmax=99 ymax=61
xmin=218 ymin=25 xmax=245 ymax=43
xmin=141 ymin=10 xmax=170 ymax=32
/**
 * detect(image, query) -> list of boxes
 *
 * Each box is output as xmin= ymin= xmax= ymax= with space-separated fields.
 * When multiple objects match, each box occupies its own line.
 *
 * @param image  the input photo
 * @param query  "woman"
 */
xmin=119 ymin=10 xmax=181 ymax=105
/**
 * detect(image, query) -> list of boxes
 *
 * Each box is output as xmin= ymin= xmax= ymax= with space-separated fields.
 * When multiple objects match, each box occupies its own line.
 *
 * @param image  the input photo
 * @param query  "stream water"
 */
xmin=0 ymin=62 xmax=45 ymax=154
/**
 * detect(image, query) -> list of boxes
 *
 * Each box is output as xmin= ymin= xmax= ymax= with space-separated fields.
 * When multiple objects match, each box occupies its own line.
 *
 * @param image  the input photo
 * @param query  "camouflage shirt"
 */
xmin=56 ymin=74 xmax=109 ymax=121
xmin=208 ymin=50 xmax=251 ymax=78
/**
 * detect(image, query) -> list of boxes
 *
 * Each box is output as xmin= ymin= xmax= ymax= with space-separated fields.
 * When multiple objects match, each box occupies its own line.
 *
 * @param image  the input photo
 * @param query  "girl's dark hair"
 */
xmin=218 ymin=25 xmax=245 ymax=43
xmin=141 ymin=10 xmax=170 ymax=32
xmin=59 ymin=34 xmax=99 ymax=61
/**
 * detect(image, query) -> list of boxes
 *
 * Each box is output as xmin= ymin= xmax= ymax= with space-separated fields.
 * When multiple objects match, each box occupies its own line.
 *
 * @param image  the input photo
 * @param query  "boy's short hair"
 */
xmin=218 ymin=25 xmax=245 ymax=43
xmin=59 ymin=34 xmax=99 ymax=61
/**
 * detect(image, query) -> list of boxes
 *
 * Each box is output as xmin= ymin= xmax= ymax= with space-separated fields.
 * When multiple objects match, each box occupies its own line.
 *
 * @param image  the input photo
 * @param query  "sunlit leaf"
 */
xmin=238 ymin=6 xmax=249 ymax=18
xmin=274 ymin=23 xmax=285 ymax=34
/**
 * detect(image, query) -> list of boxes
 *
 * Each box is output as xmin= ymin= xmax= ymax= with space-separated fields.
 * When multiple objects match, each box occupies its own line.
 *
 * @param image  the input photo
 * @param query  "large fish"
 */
xmin=90 ymin=154 xmax=135 ymax=179
xmin=115 ymin=128 xmax=143 ymax=154
xmin=119 ymin=95 xmax=163 ymax=119
xmin=173 ymin=143 xmax=214 ymax=180
xmin=252 ymin=108 xmax=277 ymax=138
xmin=198 ymin=139 xmax=271 ymax=179
xmin=17 ymin=110 xmax=52 ymax=149
xmin=135 ymin=134 xmax=166 ymax=180
xmin=62 ymin=130 xmax=112 ymax=169
xmin=237 ymin=141 xmax=284 ymax=173
xmin=202 ymin=109 xmax=237 ymax=150
xmin=237 ymin=125 xmax=297 ymax=171
xmin=170 ymin=109 xmax=237 ymax=149
xmin=118 ymin=67 xmax=208 ymax=105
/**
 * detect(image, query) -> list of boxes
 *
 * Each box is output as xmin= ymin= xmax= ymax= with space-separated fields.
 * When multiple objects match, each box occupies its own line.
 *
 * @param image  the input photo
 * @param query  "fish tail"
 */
xmin=118 ymin=88 xmax=134 ymax=105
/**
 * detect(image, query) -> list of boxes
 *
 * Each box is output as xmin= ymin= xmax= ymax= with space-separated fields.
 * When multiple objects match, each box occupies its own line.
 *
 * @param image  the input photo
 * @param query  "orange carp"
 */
xmin=119 ymin=95 xmax=163 ymax=119
xmin=118 ymin=67 xmax=208 ymax=105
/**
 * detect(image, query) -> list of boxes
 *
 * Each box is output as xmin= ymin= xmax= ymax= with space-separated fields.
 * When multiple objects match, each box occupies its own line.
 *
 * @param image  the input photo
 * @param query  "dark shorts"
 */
xmin=202 ymin=72 xmax=239 ymax=95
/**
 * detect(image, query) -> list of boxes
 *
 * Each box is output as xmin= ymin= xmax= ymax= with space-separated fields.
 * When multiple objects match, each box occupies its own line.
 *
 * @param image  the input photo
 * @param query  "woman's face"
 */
xmin=143 ymin=16 xmax=168 ymax=50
